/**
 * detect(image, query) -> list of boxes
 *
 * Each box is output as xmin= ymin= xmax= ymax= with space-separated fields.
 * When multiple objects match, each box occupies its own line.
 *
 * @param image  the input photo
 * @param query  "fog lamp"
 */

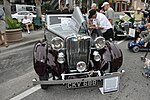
xmin=93 ymin=51 xmax=101 ymax=61
xmin=76 ymin=61 xmax=86 ymax=72
xmin=57 ymin=52 xmax=65 ymax=64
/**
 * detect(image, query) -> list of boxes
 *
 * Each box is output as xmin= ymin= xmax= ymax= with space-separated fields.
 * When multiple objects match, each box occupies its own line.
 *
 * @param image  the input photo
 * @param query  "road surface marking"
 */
xmin=116 ymin=40 xmax=125 ymax=45
xmin=10 ymin=85 xmax=41 ymax=100
xmin=116 ymin=37 xmax=127 ymax=45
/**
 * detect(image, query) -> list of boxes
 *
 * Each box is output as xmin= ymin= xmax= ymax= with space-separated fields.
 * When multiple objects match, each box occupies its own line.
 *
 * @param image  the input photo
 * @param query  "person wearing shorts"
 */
xmin=0 ymin=8 xmax=8 ymax=47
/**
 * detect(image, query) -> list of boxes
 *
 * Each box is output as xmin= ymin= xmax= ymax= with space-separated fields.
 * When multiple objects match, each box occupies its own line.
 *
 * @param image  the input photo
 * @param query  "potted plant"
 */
xmin=5 ymin=17 xmax=23 ymax=42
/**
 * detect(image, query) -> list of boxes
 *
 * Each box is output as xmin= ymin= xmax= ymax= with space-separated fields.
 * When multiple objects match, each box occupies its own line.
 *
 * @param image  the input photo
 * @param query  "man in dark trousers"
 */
xmin=88 ymin=9 xmax=114 ymax=41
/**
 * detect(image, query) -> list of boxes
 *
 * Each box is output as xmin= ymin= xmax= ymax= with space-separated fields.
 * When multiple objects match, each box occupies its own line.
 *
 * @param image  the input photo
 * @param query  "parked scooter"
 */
xmin=128 ymin=25 xmax=149 ymax=53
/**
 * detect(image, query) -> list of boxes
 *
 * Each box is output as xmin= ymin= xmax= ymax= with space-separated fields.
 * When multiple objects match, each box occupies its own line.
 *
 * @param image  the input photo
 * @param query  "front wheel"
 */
xmin=39 ymin=71 xmax=49 ymax=90
xmin=132 ymin=46 xmax=140 ymax=53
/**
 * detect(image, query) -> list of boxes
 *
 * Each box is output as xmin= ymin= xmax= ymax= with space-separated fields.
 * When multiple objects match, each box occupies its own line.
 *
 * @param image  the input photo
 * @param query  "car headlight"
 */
xmin=94 ymin=36 xmax=105 ymax=49
xmin=93 ymin=51 xmax=101 ymax=61
xmin=77 ymin=61 xmax=86 ymax=72
xmin=57 ymin=52 xmax=65 ymax=64
xmin=51 ymin=37 xmax=64 ymax=50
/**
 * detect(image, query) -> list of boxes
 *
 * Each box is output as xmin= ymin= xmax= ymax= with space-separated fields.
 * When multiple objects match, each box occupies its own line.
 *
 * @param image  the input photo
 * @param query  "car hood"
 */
xmin=48 ymin=24 xmax=77 ymax=39
xmin=46 ymin=7 xmax=86 ymax=39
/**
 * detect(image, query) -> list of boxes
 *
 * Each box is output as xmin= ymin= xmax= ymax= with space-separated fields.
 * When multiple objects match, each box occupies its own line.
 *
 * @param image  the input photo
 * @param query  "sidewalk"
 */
xmin=0 ymin=30 xmax=44 ymax=53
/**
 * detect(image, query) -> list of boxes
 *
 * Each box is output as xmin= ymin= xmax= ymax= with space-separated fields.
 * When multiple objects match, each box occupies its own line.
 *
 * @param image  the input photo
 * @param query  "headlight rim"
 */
xmin=51 ymin=37 xmax=64 ymax=50
xmin=94 ymin=36 xmax=106 ymax=50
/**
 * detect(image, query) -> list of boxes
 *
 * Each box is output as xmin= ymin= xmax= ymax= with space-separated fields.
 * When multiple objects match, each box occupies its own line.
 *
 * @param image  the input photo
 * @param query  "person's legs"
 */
xmin=0 ymin=33 xmax=8 ymax=47
xmin=146 ymin=68 xmax=150 ymax=75
xmin=0 ymin=33 xmax=3 ymax=45
xmin=144 ymin=68 xmax=150 ymax=77
xmin=0 ymin=20 xmax=8 ymax=47
xmin=26 ymin=24 xmax=30 ymax=34
xmin=103 ymin=28 xmax=114 ymax=41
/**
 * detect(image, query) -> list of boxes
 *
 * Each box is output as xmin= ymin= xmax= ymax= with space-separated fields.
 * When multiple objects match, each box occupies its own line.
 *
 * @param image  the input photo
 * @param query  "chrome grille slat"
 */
xmin=66 ymin=35 xmax=91 ymax=70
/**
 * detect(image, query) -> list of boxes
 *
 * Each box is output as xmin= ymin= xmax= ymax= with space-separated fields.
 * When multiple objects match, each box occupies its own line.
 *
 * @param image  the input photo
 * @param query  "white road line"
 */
xmin=10 ymin=85 xmax=41 ymax=100
xmin=116 ymin=39 xmax=125 ymax=45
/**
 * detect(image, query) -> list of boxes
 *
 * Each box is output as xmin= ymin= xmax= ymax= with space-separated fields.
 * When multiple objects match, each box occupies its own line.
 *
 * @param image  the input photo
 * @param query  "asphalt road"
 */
xmin=1 ymin=39 xmax=150 ymax=100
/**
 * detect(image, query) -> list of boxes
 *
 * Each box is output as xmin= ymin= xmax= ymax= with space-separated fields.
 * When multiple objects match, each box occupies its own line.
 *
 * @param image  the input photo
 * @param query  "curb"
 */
xmin=0 ymin=38 xmax=42 ymax=54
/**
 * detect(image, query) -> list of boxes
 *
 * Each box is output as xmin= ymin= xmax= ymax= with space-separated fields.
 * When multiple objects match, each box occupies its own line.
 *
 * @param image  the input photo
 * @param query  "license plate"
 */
xmin=66 ymin=80 xmax=97 ymax=89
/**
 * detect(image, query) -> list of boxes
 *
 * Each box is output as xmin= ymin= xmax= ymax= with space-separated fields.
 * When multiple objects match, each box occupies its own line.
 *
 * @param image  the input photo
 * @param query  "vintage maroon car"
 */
xmin=33 ymin=7 xmax=123 ymax=89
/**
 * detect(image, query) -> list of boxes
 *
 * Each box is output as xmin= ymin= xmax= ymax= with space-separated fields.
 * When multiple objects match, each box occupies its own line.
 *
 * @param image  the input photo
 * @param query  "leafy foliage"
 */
xmin=5 ymin=17 xmax=21 ymax=29
xmin=0 ymin=0 xmax=3 ymax=4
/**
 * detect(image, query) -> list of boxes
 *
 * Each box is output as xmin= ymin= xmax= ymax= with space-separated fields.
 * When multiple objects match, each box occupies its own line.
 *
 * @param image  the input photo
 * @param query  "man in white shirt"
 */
xmin=22 ymin=16 xmax=32 ymax=34
xmin=88 ymin=9 xmax=114 ymax=40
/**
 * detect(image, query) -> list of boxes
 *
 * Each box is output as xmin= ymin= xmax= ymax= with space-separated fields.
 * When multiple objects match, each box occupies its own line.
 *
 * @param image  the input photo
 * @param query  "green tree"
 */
xmin=0 ymin=0 xmax=3 ymax=4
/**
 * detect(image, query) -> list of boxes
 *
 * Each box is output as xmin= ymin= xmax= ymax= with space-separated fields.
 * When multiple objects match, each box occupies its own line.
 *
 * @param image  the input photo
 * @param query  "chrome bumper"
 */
xmin=32 ymin=70 xmax=125 ymax=85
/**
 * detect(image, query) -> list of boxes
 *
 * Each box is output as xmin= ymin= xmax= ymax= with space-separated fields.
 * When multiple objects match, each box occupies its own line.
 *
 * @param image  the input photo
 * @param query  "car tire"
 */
xmin=39 ymin=71 xmax=49 ymax=90
xmin=132 ymin=46 xmax=140 ymax=53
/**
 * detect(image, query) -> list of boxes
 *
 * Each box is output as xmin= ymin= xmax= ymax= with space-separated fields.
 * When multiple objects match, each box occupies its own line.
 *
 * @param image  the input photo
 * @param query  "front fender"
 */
xmin=90 ymin=48 xmax=111 ymax=70
xmin=107 ymin=42 xmax=123 ymax=71
xmin=33 ymin=40 xmax=48 ymax=76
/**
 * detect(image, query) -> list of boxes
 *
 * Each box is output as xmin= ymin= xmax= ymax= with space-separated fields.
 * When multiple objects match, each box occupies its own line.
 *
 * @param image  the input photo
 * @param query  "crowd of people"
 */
xmin=86 ymin=2 xmax=150 ymax=78
xmin=87 ymin=2 xmax=115 ymax=41
xmin=87 ymin=2 xmax=150 ymax=42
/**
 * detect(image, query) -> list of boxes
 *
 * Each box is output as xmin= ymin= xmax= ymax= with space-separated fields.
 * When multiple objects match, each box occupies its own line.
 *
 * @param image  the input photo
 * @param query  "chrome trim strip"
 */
xmin=61 ymin=71 xmax=101 ymax=80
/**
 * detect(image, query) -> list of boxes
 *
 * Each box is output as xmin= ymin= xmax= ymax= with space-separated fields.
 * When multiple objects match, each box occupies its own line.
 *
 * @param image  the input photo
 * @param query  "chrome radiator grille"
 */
xmin=66 ymin=35 xmax=91 ymax=70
